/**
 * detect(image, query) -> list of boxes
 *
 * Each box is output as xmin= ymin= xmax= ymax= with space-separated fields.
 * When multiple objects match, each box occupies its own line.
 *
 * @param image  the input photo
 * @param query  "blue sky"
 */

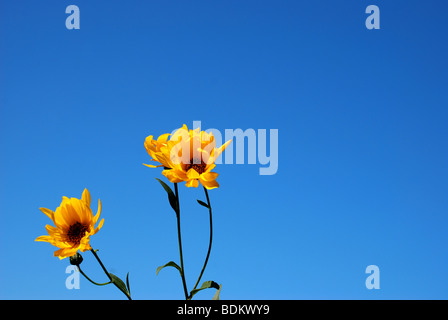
xmin=1 ymin=0 xmax=447 ymax=299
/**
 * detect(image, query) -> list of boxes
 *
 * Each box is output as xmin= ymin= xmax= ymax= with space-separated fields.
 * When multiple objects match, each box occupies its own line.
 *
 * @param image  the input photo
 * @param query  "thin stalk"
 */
xmin=90 ymin=249 xmax=111 ymax=281
xmin=77 ymin=265 xmax=112 ymax=286
xmin=90 ymin=249 xmax=132 ymax=300
xmin=190 ymin=186 xmax=213 ymax=296
xmin=174 ymin=183 xmax=189 ymax=300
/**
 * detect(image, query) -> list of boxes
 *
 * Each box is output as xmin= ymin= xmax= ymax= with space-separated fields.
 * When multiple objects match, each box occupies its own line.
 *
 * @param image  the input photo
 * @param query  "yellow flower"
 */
xmin=144 ymin=124 xmax=232 ymax=189
xmin=144 ymin=133 xmax=171 ymax=168
xmin=35 ymin=189 xmax=104 ymax=259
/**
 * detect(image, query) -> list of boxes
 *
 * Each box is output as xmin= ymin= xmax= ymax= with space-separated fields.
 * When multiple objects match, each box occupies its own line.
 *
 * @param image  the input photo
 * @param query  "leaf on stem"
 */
xmin=196 ymin=200 xmax=209 ymax=209
xmin=189 ymin=281 xmax=220 ymax=299
xmin=109 ymin=273 xmax=131 ymax=298
xmin=126 ymin=272 xmax=131 ymax=295
xmin=156 ymin=178 xmax=178 ymax=213
xmin=156 ymin=261 xmax=182 ymax=276
xmin=212 ymin=284 xmax=222 ymax=300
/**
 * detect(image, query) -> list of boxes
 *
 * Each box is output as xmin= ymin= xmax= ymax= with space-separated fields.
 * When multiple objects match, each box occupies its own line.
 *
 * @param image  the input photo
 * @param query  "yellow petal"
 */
xmin=200 ymin=172 xmax=219 ymax=181
xmin=162 ymin=169 xmax=185 ymax=183
xmin=144 ymin=135 xmax=154 ymax=146
xmin=45 ymin=224 xmax=59 ymax=236
xmin=187 ymin=168 xmax=200 ymax=180
xmin=211 ymin=139 xmax=232 ymax=163
xmin=78 ymin=237 xmax=92 ymax=251
xmin=204 ymin=164 xmax=216 ymax=173
xmin=201 ymin=132 xmax=216 ymax=151
xmin=93 ymin=199 xmax=102 ymax=225
xmin=81 ymin=188 xmax=91 ymax=207
xmin=54 ymin=205 xmax=74 ymax=229
xmin=54 ymin=247 xmax=77 ymax=260
xmin=39 ymin=207 xmax=55 ymax=221
xmin=170 ymin=124 xmax=190 ymax=144
xmin=93 ymin=218 xmax=105 ymax=234
xmin=185 ymin=179 xmax=199 ymax=188
xmin=143 ymin=163 xmax=162 ymax=168
xmin=196 ymin=147 xmax=211 ymax=165
xmin=199 ymin=178 xmax=219 ymax=190
xmin=157 ymin=133 xmax=171 ymax=143
xmin=35 ymin=235 xmax=53 ymax=243
xmin=69 ymin=198 xmax=88 ymax=225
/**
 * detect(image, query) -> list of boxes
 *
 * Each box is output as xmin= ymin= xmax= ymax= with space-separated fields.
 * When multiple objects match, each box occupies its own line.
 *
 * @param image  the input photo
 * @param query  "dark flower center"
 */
xmin=67 ymin=222 xmax=89 ymax=245
xmin=184 ymin=158 xmax=206 ymax=174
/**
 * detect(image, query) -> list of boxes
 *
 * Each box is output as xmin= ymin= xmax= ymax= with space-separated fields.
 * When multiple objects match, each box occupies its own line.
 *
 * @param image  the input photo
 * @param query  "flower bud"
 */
xmin=69 ymin=252 xmax=83 ymax=266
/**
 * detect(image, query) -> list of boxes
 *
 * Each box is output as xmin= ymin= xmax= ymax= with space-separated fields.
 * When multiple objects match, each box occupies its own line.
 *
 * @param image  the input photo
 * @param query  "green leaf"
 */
xmin=196 ymin=200 xmax=209 ymax=208
xmin=156 ymin=178 xmax=178 ymax=213
xmin=156 ymin=261 xmax=182 ymax=276
xmin=189 ymin=281 xmax=220 ymax=299
xmin=126 ymin=272 xmax=131 ymax=295
xmin=109 ymin=273 xmax=130 ymax=297
xmin=212 ymin=284 xmax=222 ymax=300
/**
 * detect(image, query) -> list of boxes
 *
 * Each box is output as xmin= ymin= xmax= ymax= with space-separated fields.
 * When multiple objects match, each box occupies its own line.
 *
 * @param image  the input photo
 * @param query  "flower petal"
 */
xmin=157 ymin=133 xmax=171 ymax=143
xmin=210 ymin=139 xmax=232 ymax=163
xmin=35 ymin=235 xmax=53 ymax=243
xmin=187 ymin=168 xmax=200 ymax=180
xmin=39 ymin=207 xmax=55 ymax=221
xmin=81 ymin=188 xmax=91 ymax=207
xmin=204 ymin=163 xmax=216 ymax=173
xmin=185 ymin=179 xmax=199 ymax=188
xmin=199 ymin=178 xmax=219 ymax=190
xmin=54 ymin=247 xmax=78 ymax=260
xmin=93 ymin=199 xmax=102 ymax=225
xmin=200 ymin=172 xmax=219 ymax=181
xmin=162 ymin=169 xmax=186 ymax=183
xmin=143 ymin=163 xmax=162 ymax=168
xmin=70 ymin=198 xmax=91 ymax=225
xmin=93 ymin=218 xmax=105 ymax=235
xmin=54 ymin=205 xmax=74 ymax=229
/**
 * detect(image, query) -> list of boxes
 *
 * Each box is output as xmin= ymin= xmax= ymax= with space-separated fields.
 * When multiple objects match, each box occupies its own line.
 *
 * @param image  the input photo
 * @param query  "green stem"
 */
xmin=90 ymin=249 xmax=132 ymax=300
xmin=190 ymin=187 xmax=213 ymax=297
xmin=78 ymin=265 xmax=112 ymax=286
xmin=174 ymin=183 xmax=189 ymax=300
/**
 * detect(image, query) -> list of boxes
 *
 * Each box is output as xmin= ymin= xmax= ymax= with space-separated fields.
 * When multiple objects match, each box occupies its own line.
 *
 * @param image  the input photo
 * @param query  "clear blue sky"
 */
xmin=1 ymin=0 xmax=447 ymax=299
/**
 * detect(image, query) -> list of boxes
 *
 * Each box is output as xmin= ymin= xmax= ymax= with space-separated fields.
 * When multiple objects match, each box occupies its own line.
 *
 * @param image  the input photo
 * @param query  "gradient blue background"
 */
xmin=1 ymin=0 xmax=447 ymax=299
